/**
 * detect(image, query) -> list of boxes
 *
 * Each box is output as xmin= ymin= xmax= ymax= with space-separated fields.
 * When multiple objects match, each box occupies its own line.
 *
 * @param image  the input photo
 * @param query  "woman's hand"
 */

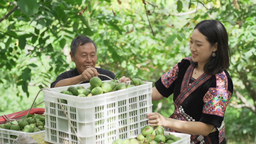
xmin=118 ymin=76 xmax=130 ymax=83
xmin=147 ymin=112 xmax=167 ymax=127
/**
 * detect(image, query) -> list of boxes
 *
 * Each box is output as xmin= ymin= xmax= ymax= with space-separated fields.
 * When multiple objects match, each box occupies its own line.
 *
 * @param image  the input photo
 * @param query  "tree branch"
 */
xmin=231 ymin=90 xmax=256 ymax=113
xmin=197 ymin=0 xmax=210 ymax=10
xmin=0 ymin=6 xmax=18 ymax=23
xmin=169 ymin=8 xmax=201 ymax=16
xmin=142 ymin=0 xmax=155 ymax=36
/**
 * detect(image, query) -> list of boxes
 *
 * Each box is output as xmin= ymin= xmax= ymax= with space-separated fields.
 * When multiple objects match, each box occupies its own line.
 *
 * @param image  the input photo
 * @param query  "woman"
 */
xmin=147 ymin=20 xmax=233 ymax=144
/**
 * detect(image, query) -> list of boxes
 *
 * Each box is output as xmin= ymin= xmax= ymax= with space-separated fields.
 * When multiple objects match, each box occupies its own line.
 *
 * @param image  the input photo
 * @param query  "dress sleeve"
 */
xmin=200 ymin=71 xmax=233 ymax=127
xmin=155 ymin=57 xmax=191 ymax=97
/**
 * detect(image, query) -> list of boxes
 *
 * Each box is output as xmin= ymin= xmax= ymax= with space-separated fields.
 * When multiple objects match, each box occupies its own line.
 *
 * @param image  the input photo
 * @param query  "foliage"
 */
xmin=0 ymin=0 xmax=256 ymax=142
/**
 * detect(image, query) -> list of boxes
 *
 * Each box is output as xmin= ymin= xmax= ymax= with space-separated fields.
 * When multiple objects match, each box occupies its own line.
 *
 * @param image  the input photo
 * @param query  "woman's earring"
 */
xmin=212 ymin=52 xmax=216 ymax=57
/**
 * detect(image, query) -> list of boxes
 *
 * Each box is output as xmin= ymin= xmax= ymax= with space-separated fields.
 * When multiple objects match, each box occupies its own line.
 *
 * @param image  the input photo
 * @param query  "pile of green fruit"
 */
xmin=60 ymin=77 xmax=145 ymax=98
xmin=0 ymin=114 xmax=45 ymax=134
xmin=112 ymin=125 xmax=181 ymax=144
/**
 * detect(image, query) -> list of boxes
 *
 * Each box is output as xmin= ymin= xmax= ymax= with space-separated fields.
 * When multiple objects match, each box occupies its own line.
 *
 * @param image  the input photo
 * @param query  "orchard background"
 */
xmin=0 ymin=0 xmax=256 ymax=143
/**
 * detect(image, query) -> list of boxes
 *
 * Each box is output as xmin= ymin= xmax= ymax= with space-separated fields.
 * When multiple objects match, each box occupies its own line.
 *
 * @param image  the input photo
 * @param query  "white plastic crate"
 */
xmin=0 ymin=128 xmax=45 ymax=144
xmin=43 ymin=81 xmax=153 ymax=144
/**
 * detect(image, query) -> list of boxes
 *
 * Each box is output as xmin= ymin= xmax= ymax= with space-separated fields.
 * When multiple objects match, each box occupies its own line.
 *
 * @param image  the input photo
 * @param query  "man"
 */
xmin=51 ymin=35 xmax=116 ymax=88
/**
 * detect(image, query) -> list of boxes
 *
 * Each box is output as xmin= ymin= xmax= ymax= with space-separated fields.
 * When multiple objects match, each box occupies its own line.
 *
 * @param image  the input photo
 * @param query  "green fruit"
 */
xmin=78 ymin=93 xmax=86 ymax=97
xmin=127 ymin=84 xmax=135 ymax=88
xmin=23 ymin=125 xmax=33 ymax=132
xmin=166 ymin=139 xmax=175 ymax=143
xmin=67 ymin=86 xmax=79 ymax=96
xmin=38 ymin=125 xmax=44 ymax=130
xmin=90 ymin=77 xmax=102 ymax=88
xmin=18 ymin=120 xmax=28 ymax=129
xmin=137 ymin=134 xmax=145 ymax=141
xmin=123 ymin=139 xmax=130 ymax=144
xmin=87 ymin=93 xmax=92 ymax=97
xmin=154 ymin=134 xmax=166 ymax=143
xmin=38 ymin=115 xmax=45 ymax=123
xmin=101 ymin=82 xmax=113 ymax=93
xmin=116 ymin=83 xmax=126 ymax=90
xmin=129 ymin=138 xmax=139 ymax=144
xmin=60 ymin=99 xmax=67 ymax=104
xmin=84 ymin=89 xmax=91 ymax=96
xmin=131 ymin=78 xmax=141 ymax=86
xmin=144 ymin=134 xmax=155 ymax=143
xmin=10 ymin=124 xmax=20 ymax=131
xmin=30 ymin=124 xmax=36 ymax=129
xmin=76 ymin=86 xmax=85 ymax=89
xmin=4 ymin=122 xmax=12 ymax=129
xmin=91 ymin=87 xmax=103 ymax=96
xmin=149 ymin=140 xmax=158 ymax=144
xmin=62 ymin=90 xmax=72 ymax=95
xmin=36 ymin=120 xmax=44 ymax=127
xmin=78 ymin=88 xmax=86 ymax=94
xmin=154 ymin=125 xmax=164 ymax=135
xmin=141 ymin=125 xmax=153 ymax=136
xmin=34 ymin=128 xmax=41 ymax=132
xmin=112 ymin=139 xmax=123 ymax=144
xmin=26 ymin=117 xmax=35 ymax=124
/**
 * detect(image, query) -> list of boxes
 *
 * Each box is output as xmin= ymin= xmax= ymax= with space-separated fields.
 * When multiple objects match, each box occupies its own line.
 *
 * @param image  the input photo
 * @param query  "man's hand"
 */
xmin=147 ymin=112 xmax=167 ymax=127
xmin=80 ymin=67 xmax=99 ymax=82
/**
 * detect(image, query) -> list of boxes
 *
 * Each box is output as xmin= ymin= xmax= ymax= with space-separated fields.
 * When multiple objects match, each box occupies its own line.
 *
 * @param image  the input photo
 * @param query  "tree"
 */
xmin=1 ymin=0 xmax=256 ymax=142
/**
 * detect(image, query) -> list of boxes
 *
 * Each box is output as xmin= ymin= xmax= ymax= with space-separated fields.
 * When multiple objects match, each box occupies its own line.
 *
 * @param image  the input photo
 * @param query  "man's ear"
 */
xmin=213 ymin=42 xmax=218 ymax=52
xmin=70 ymin=52 xmax=75 ymax=62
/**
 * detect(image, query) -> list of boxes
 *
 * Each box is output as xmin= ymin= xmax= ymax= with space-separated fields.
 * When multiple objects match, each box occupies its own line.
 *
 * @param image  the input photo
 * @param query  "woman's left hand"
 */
xmin=147 ymin=112 xmax=166 ymax=127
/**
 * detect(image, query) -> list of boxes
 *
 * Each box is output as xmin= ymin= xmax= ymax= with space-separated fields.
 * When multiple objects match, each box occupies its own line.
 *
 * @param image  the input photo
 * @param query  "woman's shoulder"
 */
xmin=214 ymin=70 xmax=233 ymax=93
xmin=177 ymin=57 xmax=191 ymax=67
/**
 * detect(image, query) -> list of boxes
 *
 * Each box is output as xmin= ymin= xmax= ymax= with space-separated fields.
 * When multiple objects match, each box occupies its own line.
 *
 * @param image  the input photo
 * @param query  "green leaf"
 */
xmin=28 ymin=63 xmax=37 ymax=68
xmin=5 ymin=37 xmax=12 ymax=48
xmin=178 ymin=32 xmax=186 ymax=39
xmin=165 ymin=34 xmax=176 ymax=46
xmin=177 ymin=1 xmax=183 ymax=12
xmin=35 ymin=28 xmax=40 ymax=34
xmin=19 ymin=37 xmax=26 ymax=49
xmin=20 ymin=68 xmax=31 ymax=81
xmin=188 ymin=0 xmax=192 ymax=9
xmin=17 ymin=0 xmax=38 ymax=16
xmin=59 ymin=38 xmax=66 ymax=48
xmin=31 ymin=35 xmax=37 ymax=43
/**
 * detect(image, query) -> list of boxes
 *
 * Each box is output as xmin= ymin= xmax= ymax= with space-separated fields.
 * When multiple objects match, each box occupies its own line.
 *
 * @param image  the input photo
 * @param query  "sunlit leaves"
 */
xmin=17 ymin=0 xmax=38 ymax=16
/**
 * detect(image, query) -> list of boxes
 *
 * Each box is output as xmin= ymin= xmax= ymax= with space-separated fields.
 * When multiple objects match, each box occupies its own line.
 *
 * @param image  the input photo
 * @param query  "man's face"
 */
xmin=70 ymin=42 xmax=97 ymax=74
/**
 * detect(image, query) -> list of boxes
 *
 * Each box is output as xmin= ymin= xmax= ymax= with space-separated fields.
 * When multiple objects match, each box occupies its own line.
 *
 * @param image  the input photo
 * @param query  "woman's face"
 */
xmin=190 ymin=29 xmax=217 ymax=66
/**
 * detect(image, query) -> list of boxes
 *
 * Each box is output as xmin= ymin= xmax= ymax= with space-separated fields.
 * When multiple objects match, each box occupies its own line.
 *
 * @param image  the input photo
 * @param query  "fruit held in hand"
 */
xmin=90 ymin=77 xmax=102 ymax=88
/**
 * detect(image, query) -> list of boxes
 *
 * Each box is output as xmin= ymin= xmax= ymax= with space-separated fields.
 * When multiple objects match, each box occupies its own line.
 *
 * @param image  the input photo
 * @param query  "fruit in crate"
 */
xmin=112 ymin=125 xmax=181 ymax=144
xmin=0 ymin=114 xmax=45 ymax=132
xmin=60 ymin=77 xmax=146 ymax=97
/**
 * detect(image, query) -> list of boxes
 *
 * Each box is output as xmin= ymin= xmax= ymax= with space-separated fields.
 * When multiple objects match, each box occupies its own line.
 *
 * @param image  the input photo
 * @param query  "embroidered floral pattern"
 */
xmin=161 ymin=63 xmax=179 ymax=88
xmin=161 ymin=57 xmax=191 ymax=88
xmin=203 ymin=72 xmax=232 ymax=117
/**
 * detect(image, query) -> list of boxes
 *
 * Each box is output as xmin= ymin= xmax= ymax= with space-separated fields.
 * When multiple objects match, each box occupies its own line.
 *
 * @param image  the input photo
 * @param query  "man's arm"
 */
xmin=52 ymin=68 xmax=99 ymax=88
xmin=54 ymin=75 xmax=84 ymax=88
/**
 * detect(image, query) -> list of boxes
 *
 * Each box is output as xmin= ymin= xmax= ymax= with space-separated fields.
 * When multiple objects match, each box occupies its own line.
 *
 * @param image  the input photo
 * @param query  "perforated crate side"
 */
xmin=43 ymin=82 xmax=153 ymax=144
xmin=0 ymin=128 xmax=45 ymax=144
